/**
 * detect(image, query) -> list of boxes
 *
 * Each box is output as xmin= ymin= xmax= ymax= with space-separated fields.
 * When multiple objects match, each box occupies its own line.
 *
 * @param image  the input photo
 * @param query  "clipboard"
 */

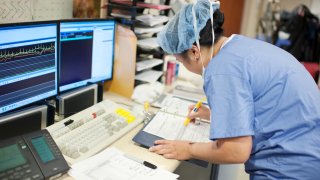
xmin=132 ymin=123 xmax=163 ymax=148
xmin=132 ymin=96 xmax=211 ymax=167
xmin=133 ymin=128 xmax=208 ymax=167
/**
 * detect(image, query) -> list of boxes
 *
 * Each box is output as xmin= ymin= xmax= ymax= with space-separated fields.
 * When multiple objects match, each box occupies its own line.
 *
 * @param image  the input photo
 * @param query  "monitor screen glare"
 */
xmin=0 ymin=23 xmax=58 ymax=114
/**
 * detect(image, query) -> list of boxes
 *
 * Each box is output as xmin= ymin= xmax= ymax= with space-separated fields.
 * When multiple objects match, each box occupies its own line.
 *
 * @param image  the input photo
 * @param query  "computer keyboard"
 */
xmin=47 ymin=99 xmax=143 ymax=165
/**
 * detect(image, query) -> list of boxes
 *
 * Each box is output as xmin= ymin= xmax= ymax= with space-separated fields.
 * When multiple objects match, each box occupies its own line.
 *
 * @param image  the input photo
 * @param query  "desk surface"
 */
xmin=58 ymin=91 xmax=180 ymax=179
xmin=103 ymin=91 xmax=180 ymax=171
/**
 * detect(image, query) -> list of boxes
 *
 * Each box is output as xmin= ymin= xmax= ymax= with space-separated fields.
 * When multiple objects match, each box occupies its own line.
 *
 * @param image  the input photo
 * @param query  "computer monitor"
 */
xmin=58 ymin=19 xmax=115 ymax=92
xmin=0 ymin=22 xmax=58 ymax=114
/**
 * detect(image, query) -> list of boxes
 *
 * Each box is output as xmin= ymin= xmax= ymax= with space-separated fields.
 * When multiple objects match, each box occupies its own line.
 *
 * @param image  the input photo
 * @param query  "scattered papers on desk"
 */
xmin=135 ymin=70 xmax=163 ymax=83
xmin=136 ymin=14 xmax=169 ymax=27
xmin=137 ymin=37 xmax=160 ymax=49
xmin=134 ymin=25 xmax=164 ymax=34
xmin=69 ymin=147 xmax=179 ymax=180
xmin=136 ymin=58 xmax=163 ymax=72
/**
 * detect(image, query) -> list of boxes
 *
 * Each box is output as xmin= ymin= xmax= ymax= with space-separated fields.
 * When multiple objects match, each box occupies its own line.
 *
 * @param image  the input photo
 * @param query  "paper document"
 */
xmin=171 ymin=85 xmax=207 ymax=103
xmin=134 ymin=25 xmax=164 ymax=34
xmin=160 ymin=96 xmax=193 ymax=117
xmin=69 ymin=147 xmax=179 ymax=180
xmin=135 ymin=70 xmax=163 ymax=83
xmin=110 ymin=12 xmax=132 ymax=19
xmin=136 ymin=14 xmax=169 ymax=27
xmin=136 ymin=59 xmax=163 ymax=72
xmin=109 ymin=0 xmax=171 ymax=10
xmin=143 ymin=111 xmax=210 ymax=142
xmin=137 ymin=38 xmax=160 ymax=49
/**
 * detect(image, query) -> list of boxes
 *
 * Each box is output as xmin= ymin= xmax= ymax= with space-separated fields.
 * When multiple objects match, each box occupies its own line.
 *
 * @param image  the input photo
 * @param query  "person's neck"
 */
xmin=200 ymin=36 xmax=228 ymax=67
xmin=212 ymin=36 xmax=228 ymax=57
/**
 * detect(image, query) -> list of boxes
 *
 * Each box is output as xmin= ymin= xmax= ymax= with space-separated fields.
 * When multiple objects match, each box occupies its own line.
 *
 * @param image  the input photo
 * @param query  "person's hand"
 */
xmin=187 ymin=104 xmax=210 ymax=122
xmin=149 ymin=140 xmax=192 ymax=160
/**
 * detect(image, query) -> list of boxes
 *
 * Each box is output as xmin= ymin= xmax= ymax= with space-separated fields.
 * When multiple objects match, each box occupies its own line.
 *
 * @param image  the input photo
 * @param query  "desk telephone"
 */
xmin=0 ymin=129 xmax=69 ymax=180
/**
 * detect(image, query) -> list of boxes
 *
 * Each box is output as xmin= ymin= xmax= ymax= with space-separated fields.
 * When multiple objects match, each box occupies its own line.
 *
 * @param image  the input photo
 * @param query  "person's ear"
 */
xmin=190 ymin=45 xmax=201 ymax=61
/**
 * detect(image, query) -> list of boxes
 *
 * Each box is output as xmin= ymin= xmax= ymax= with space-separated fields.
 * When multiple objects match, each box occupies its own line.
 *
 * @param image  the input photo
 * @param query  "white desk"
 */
xmin=58 ymin=91 xmax=180 ymax=179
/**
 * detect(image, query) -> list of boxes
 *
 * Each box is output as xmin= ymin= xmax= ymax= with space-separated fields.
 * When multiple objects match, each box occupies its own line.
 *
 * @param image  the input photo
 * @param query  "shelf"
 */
xmin=104 ymin=0 xmax=170 ymax=86
xmin=136 ymin=58 xmax=163 ymax=72
xmin=135 ymin=70 xmax=163 ymax=83
xmin=107 ymin=15 xmax=138 ymax=25
xmin=106 ymin=0 xmax=171 ymax=10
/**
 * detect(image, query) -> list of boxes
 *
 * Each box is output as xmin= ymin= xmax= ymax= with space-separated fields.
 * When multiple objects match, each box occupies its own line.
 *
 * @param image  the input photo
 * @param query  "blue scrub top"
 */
xmin=204 ymin=35 xmax=320 ymax=179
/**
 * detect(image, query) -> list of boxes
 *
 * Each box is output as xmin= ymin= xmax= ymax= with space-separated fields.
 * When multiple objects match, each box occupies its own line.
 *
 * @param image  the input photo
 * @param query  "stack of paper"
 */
xmin=135 ymin=70 xmax=163 ymax=83
xmin=136 ymin=59 xmax=163 ymax=72
xmin=109 ymin=0 xmax=171 ymax=10
xmin=134 ymin=25 xmax=164 ymax=34
xmin=136 ymin=14 xmax=169 ymax=27
xmin=137 ymin=37 xmax=160 ymax=49
xmin=110 ymin=12 xmax=132 ymax=19
xmin=69 ymin=147 xmax=179 ymax=180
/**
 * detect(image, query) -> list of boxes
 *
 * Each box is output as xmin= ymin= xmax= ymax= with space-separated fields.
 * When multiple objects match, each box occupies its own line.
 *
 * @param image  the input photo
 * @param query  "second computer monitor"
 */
xmin=59 ymin=19 xmax=115 ymax=92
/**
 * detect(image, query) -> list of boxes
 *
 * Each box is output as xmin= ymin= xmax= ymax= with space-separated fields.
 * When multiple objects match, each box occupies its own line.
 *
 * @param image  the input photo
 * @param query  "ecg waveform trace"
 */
xmin=0 ymin=42 xmax=56 ymax=80
xmin=0 ymin=42 xmax=55 ymax=63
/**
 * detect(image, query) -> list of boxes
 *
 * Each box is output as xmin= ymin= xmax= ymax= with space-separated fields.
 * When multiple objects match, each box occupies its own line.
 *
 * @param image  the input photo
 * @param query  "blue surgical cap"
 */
xmin=157 ymin=0 xmax=220 ymax=54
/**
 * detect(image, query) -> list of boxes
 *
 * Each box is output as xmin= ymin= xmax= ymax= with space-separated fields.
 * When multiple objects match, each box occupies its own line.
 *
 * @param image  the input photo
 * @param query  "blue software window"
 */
xmin=59 ymin=20 xmax=115 ymax=92
xmin=0 ymin=23 xmax=58 ymax=114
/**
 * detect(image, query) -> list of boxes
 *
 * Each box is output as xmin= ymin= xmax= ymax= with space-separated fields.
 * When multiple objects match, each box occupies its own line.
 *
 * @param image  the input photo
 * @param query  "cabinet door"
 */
xmin=220 ymin=0 xmax=245 ymax=36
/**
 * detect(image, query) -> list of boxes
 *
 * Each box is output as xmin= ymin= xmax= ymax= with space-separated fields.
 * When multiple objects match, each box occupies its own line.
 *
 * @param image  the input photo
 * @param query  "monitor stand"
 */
xmin=0 ymin=105 xmax=48 ymax=139
xmin=56 ymin=84 xmax=98 ymax=119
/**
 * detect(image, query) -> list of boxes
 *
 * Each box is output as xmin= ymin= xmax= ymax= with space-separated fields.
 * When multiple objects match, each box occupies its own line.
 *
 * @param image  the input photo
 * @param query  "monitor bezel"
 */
xmin=57 ymin=18 xmax=116 ymax=93
xmin=0 ymin=21 xmax=59 ymax=115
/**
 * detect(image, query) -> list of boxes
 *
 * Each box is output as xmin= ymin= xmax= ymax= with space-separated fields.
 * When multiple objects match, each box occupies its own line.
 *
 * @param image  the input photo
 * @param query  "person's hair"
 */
xmin=180 ymin=9 xmax=224 ymax=56
xmin=199 ymin=9 xmax=224 ymax=46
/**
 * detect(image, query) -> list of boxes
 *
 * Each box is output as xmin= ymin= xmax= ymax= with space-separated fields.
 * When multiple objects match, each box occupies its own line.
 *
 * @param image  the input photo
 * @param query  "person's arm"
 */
xmin=149 ymin=136 xmax=252 ymax=164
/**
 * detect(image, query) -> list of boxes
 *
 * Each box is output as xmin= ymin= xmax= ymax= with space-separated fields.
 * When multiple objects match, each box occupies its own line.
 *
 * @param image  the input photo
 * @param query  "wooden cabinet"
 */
xmin=220 ymin=0 xmax=245 ymax=36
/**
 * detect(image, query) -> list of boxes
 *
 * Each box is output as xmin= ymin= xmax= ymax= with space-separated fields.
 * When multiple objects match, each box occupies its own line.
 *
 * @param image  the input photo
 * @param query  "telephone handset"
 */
xmin=0 ymin=129 xmax=69 ymax=180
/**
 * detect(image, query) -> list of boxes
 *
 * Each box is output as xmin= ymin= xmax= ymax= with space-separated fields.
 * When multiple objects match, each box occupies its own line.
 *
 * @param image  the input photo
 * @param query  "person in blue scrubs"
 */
xmin=149 ymin=0 xmax=320 ymax=179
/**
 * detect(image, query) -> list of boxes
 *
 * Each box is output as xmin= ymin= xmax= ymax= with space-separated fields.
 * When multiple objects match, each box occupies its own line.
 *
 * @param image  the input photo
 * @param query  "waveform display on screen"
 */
xmin=0 ymin=42 xmax=55 ymax=62
xmin=0 ymin=42 xmax=55 ymax=79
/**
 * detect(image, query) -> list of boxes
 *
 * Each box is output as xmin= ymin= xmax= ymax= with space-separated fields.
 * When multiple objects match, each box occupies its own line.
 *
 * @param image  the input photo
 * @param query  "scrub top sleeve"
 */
xmin=205 ymin=75 xmax=255 ymax=140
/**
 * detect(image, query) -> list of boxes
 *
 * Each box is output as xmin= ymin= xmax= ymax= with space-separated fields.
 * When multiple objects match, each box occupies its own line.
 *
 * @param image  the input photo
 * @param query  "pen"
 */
xmin=144 ymin=101 xmax=150 ymax=113
xmin=183 ymin=97 xmax=206 ymax=126
xmin=124 ymin=154 xmax=157 ymax=169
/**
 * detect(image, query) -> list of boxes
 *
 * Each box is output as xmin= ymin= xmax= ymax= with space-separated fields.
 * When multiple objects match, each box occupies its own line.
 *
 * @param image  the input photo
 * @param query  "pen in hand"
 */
xmin=183 ymin=97 xmax=206 ymax=126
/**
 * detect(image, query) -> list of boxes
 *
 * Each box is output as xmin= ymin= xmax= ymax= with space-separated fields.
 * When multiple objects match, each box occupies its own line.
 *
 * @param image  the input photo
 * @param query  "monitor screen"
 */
xmin=0 ymin=23 xmax=58 ymax=114
xmin=59 ymin=20 xmax=115 ymax=92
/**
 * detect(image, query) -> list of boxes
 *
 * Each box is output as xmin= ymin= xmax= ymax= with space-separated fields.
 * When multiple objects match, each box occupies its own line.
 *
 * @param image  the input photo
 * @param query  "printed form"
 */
xmin=69 ymin=147 xmax=179 ymax=180
xmin=143 ymin=111 xmax=211 ymax=142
